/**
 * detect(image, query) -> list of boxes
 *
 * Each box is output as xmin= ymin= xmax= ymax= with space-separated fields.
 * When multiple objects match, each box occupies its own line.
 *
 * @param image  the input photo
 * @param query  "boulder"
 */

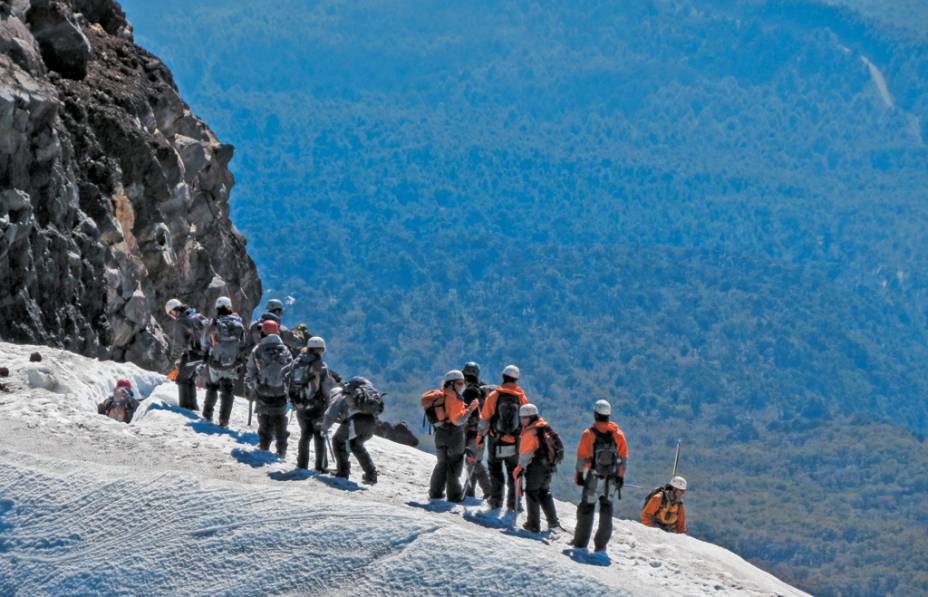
xmin=374 ymin=421 xmax=419 ymax=447
xmin=26 ymin=0 xmax=92 ymax=80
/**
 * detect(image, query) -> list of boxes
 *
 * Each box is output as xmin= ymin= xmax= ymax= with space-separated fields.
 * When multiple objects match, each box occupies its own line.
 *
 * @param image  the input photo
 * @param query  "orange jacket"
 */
xmin=641 ymin=490 xmax=687 ymax=534
xmin=478 ymin=383 xmax=528 ymax=443
xmin=421 ymin=387 xmax=473 ymax=426
xmin=575 ymin=421 xmax=628 ymax=476
xmin=517 ymin=417 xmax=549 ymax=469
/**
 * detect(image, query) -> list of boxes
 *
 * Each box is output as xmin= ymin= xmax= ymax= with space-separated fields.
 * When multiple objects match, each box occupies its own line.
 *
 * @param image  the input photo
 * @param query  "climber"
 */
xmin=321 ymin=376 xmax=385 ymax=484
xmin=513 ymin=403 xmax=563 ymax=533
xmin=244 ymin=319 xmax=293 ymax=457
xmin=202 ymin=296 xmax=245 ymax=427
xmin=571 ymin=400 xmax=629 ymax=553
xmin=421 ymin=370 xmax=479 ymax=502
xmin=289 ymin=336 xmax=339 ymax=472
xmin=461 ymin=361 xmax=492 ymax=499
xmin=641 ymin=476 xmax=688 ymax=534
xmin=245 ymin=298 xmax=303 ymax=355
xmin=97 ymin=378 xmax=140 ymax=424
xmin=476 ymin=364 xmax=528 ymax=510
xmin=165 ymin=298 xmax=209 ymax=411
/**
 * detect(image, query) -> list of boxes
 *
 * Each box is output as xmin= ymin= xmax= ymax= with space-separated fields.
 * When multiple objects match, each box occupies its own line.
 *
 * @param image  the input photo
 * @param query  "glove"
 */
xmin=616 ymin=475 xmax=624 ymax=489
xmin=512 ymin=466 xmax=523 ymax=480
xmin=476 ymin=434 xmax=484 ymax=447
xmin=575 ymin=471 xmax=585 ymax=487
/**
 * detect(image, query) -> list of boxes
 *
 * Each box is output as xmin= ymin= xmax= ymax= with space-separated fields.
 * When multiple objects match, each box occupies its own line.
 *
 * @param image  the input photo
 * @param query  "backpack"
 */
xmin=591 ymin=428 xmax=618 ymax=477
xmin=290 ymin=356 xmax=330 ymax=413
xmin=421 ymin=389 xmax=447 ymax=424
xmin=535 ymin=424 xmax=565 ymax=469
xmin=345 ymin=377 xmax=385 ymax=416
xmin=643 ymin=486 xmax=667 ymax=512
xmin=289 ymin=351 xmax=318 ymax=389
xmin=210 ymin=314 xmax=244 ymax=369
xmin=492 ymin=391 xmax=521 ymax=436
xmin=254 ymin=341 xmax=291 ymax=393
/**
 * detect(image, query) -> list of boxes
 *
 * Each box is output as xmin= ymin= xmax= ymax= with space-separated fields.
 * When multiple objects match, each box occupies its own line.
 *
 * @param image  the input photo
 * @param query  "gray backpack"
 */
xmin=210 ymin=314 xmax=244 ymax=369
xmin=254 ymin=342 xmax=291 ymax=394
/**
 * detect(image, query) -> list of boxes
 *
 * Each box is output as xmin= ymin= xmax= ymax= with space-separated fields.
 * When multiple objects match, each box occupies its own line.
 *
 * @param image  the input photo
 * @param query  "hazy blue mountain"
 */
xmin=121 ymin=1 xmax=928 ymax=594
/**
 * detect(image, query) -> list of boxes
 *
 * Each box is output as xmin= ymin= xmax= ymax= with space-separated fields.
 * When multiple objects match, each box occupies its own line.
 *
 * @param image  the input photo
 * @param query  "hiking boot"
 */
xmin=334 ymin=470 xmax=349 ymax=479
xmin=487 ymin=498 xmax=501 ymax=510
xmin=314 ymin=466 xmax=328 ymax=474
xmin=522 ymin=522 xmax=540 ymax=533
xmin=362 ymin=472 xmax=378 ymax=485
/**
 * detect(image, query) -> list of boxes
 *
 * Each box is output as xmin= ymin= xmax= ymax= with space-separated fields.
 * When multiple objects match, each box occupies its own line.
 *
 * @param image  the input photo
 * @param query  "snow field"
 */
xmin=0 ymin=342 xmax=805 ymax=596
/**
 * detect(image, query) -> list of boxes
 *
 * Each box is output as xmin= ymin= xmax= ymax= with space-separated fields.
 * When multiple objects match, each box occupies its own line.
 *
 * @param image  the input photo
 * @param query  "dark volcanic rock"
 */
xmin=373 ymin=420 xmax=419 ymax=447
xmin=0 ymin=1 xmax=261 ymax=371
xmin=29 ymin=351 xmax=41 ymax=362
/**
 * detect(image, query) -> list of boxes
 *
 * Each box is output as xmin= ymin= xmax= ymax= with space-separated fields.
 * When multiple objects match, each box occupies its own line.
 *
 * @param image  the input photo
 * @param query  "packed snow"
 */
xmin=0 ymin=342 xmax=805 ymax=596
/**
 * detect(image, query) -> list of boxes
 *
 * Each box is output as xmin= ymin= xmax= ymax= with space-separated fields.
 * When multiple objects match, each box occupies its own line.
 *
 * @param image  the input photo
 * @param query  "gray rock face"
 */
xmin=0 ymin=0 xmax=262 ymax=372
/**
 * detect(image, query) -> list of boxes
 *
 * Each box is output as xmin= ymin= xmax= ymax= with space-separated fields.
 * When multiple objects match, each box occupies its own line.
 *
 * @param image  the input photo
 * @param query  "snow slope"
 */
xmin=0 ymin=342 xmax=805 ymax=596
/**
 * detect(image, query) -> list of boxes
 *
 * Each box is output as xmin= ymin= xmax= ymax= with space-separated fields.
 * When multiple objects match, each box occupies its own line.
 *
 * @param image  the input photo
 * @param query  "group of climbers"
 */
xmin=152 ymin=296 xmax=687 ymax=553
xmin=161 ymin=296 xmax=384 ymax=484
xmin=422 ymin=363 xmax=687 ymax=554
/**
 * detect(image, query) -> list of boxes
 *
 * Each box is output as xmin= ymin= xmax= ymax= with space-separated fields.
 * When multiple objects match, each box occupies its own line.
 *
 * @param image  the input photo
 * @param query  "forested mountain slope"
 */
xmin=122 ymin=1 xmax=928 ymax=594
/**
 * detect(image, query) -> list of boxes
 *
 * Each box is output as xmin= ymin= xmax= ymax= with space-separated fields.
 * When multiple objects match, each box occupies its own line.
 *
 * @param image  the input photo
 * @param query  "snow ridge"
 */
xmin=0 ymin=343 xmax=805 ymax=596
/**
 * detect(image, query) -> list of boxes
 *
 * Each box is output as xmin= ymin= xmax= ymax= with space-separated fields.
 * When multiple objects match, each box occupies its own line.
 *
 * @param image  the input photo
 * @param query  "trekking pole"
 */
xmin=247 ymin=396 xmax=253 ymax=427
xmin=671 ymin=440 xmax=681 ymax=477
xmin=514 ymin=474 xmax=524 ymax=513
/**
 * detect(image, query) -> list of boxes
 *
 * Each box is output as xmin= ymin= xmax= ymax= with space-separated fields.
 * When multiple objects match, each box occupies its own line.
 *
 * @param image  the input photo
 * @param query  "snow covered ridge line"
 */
xmin=0 ymin=343 xmax=806 ymax=596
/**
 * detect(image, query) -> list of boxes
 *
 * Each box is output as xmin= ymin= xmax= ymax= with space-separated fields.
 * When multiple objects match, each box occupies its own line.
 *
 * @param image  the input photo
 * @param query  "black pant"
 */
xmin=429 ymin=424 xmax=466 ymax=501
xmin=573 ymin=474 xmax=614 ymax=551
xmin=464 ymin=430 xmax=491 ymax=498
xmin=256 ymin=396 xmax=288 ymax=456
xmin=175 ymin=352 xmax=203 ymax=411
xmin=333 ymin=414 xmax=376 ymax=480
xmin=203 ymin=379 xmax=234 ymax=426
xmin=487 ymin=438 xmax=519 ymax=510
xmin=523 ymin=463 xmax=559 ymax=531
xmin=296 ymin=408 xmax=327 ymax=470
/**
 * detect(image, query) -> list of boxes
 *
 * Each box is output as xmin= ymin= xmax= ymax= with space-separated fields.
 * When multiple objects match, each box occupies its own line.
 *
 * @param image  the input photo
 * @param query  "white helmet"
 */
xmin=519 ymin=403 xmax=538 ymax=418
xmin=164 ymin=298 xmax=182 ymax=316
xmin=594 ymin=400 xmax=611 ymax=416
xmin=443 ymin=369 xmax=465 ymax=384
xmin=215 ymin=296 xmax=232 ymax=310
xmin=502 ymin=364 xmax=520 ymax=380
xmin=670 ymin=476 xmax=687 ymax=491
xmin=306 ymin=336 xmax=326 ymax=350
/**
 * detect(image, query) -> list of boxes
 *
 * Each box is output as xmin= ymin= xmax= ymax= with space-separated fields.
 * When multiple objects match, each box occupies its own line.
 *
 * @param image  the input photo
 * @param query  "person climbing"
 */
xmin=165 ymin=298 xmax=209 ymax=411
xmin=321 ymin=376 xmax=385 ymax=484
xmin=513 ymin=403 xmax=563 ymax=533
xmin=245 ymin=298 xmax=303 ymax=355
xmin=202 ymin=296 xmax=245 ymax=427
xmin=571 ymin=400 xmax=629 ymax=553
xmin=289 ymin=336 xmax=339 ymax=472
xmin=244 ymin=320 xmax=293 ymax=457
xmin=461 ymin=361 xmax=492 ymax=499
xmin=97 ymin=379 xmax=140 ymax=423
xmin=421 ymin=370 xmax=480 ymax=502
xmin=477 ymin=364 xmax=528 ymax=510
xmin=641 ymin=476 xmax=688 ymax=534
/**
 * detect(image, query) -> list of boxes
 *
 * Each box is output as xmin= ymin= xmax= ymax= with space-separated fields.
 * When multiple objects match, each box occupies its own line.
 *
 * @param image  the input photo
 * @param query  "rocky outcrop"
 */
xmin=374 ymin=420 xmax=419 ymax=447
xmin=0 ymin=0 xmax=261 ymax=371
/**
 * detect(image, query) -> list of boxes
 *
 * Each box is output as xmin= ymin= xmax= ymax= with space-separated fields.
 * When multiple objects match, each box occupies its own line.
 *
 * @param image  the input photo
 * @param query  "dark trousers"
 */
xmin=176 ymin=352 xmax=201 ymax=411
xmin=464 ymin=430 xmax=491 ymax=498
xmin=429 ymin=424 xmax=466 ymax=501
xmin=524 ymin=463 xmax=559 ymax=531
xmin=256 ymin=396 xmax=288 ymax=456
xmin=487 ymin=438 xmax=519 ymax=510
xmin=573 ymin=473 xmax=614 ymax=551
xmin=333 ymin=414 xmax=377 ymax=480
xmin=203 ymin=379 xmax=234 ymax=426
xmin=296 ymin=408 xmax=327 ymax=471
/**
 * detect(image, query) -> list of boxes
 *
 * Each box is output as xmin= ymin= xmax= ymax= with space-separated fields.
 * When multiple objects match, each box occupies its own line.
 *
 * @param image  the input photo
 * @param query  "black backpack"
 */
xmin=536 ymin=424 xmax=565 ymax=469
xmin=643 ymin=486 xmax=669 ymax=511
xmin=591 ymin=428 xmax=618 ymax=477
xmin=345 ymin=377 xmax=385 ymax=416
xmin=289 ymin=352 xmax=318 ymax=389
xmin=492 ymin=391 xmax=521 ymax=436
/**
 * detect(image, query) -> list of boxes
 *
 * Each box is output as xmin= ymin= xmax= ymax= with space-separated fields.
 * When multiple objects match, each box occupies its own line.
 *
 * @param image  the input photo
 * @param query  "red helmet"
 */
xmin=261 ymin=320 xmax=280 ymax=335
xmin=116 ymin=378 xmax=132 ymax=389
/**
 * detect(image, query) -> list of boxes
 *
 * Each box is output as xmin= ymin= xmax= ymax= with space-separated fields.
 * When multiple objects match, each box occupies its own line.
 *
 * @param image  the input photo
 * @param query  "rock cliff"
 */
xmin=0 ymin=0 xmax=261 ymax=371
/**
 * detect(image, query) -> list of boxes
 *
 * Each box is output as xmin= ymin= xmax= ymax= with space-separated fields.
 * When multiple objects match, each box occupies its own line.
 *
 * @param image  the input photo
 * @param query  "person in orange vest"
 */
xmin=477 ymin=364 xmax=528 ymax=511
xmin=641 ymin=476 xmax=688 ymax=534
xmin=421 ymin=370 xmax=479 ymax=502
xmin=512 ymin=403 xmax=562 ymax=533
xmin=571 ymin=400 xmax=629 ymax=553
